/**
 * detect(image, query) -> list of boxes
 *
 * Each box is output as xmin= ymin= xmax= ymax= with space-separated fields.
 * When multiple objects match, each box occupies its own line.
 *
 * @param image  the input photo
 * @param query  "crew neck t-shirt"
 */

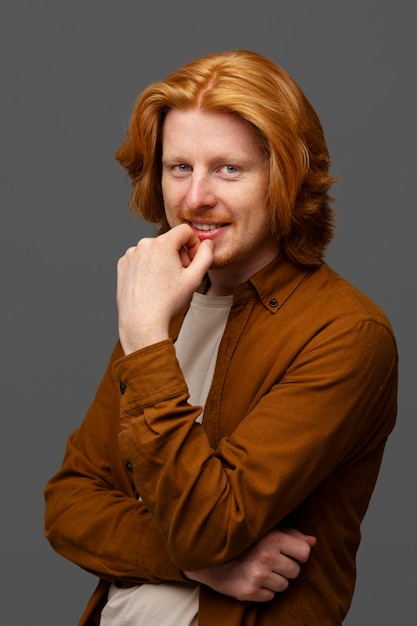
xmin=99 ymin=292 xmax=233 ymax=626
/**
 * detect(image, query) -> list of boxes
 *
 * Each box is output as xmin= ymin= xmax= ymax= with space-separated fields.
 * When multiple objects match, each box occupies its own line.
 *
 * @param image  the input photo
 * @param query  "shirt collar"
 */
xmin=169 ymin=256 xmax=317 ymax=338
xmin=233 ymin=255 xmax=314 ymax=314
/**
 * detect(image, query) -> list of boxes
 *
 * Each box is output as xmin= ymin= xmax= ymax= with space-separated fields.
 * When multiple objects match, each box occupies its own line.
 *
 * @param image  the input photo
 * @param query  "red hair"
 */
xmin=116 ymin=49 xmax=337 ymax=266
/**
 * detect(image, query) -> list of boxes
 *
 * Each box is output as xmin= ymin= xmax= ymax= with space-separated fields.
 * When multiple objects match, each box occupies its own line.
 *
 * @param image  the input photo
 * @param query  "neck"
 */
xmin=204 ymin=281 xmax=234 ymax=297
xmin=205 ymin=252 xmax=279 ymax=297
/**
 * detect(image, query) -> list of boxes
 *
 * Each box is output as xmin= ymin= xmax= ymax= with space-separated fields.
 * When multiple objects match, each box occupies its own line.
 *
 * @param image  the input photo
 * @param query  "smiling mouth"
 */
xmin=188 ymin=221 xmax=228 ymax=231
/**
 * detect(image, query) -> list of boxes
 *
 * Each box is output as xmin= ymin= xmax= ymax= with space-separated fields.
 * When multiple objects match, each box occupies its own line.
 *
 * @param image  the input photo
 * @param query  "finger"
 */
xmin=276 ymin=528 xmax=316 ymax=563
xmin=184 ymin=239 xmax=214 ymax=280
xmin=179 ymin=246 xmax=192 ymax=268
xmin=166 ymin=223 xmax=201 ymax=251
xmin=257 ymin=572 xmax=291 ymax=597
xmin=237 ymin=585 xmax=276 ymax=603
xmin=269 ymin=573 xmax=290 ymax=593
xmin=282 ymin=527 xmax=317 ymax=545
xmin=273 ymin=558 xmax=301 ymax=581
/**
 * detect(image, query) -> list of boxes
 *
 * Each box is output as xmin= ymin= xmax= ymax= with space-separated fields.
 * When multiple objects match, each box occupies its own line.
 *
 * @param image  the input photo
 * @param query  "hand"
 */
xmin=184 ymin=527 xmax=316 ymax=602
xmin=117 ymin=224 xmax=214 ymax=354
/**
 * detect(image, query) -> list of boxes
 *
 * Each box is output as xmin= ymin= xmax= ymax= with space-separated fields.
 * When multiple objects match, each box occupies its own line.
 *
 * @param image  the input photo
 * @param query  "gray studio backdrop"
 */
xmin=1 ymin=1 xmax=415 ymax=624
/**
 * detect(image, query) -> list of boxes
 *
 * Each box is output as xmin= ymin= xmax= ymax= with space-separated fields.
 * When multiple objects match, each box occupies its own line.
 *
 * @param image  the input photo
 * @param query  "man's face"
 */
xmin=161 ymin=107 xmax=279 ymax=284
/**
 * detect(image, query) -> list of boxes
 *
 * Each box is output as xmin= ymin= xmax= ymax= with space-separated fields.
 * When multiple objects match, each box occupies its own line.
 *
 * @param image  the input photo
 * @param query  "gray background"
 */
xmin=1 ymin=1 xmax=415 ymax=623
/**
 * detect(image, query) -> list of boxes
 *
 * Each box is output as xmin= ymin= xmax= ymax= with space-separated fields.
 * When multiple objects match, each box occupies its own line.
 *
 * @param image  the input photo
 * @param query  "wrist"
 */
xmin=119 ymin=325 xmax=169 ymax=355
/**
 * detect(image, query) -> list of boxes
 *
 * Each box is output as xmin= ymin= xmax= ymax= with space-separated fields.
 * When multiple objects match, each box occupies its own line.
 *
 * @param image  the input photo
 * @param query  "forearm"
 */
xmin=45 ymin=472 xmax=182 ymax=583
xmin=44 ymin=343 xmax=185 ymax=585
xmin=114 ymin=323 xmax=397 ymax=572
xmin=44 ymin=434 xmax=185 ymax=585
xmin=184 ymin=528 xmax=316 ymax=602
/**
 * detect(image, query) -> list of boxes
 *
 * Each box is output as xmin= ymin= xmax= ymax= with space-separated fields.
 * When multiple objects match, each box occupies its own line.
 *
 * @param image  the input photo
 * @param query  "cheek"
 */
xmin=161 ymin=185 xmax=176 ymax=222
xmin=162 ymin=180 xmax=182 ymax=208
xmin=164 ymin=207 xmax=178 ymax=229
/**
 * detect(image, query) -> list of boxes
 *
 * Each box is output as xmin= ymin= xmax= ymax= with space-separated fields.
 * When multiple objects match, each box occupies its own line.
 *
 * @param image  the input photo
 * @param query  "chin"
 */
xmin=209 ymin=255 xmax=234 ymax=271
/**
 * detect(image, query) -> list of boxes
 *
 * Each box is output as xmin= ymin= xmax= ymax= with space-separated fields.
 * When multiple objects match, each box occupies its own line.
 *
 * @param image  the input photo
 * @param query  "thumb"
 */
xmin=282 ymin=527 xmax=317 ymax=547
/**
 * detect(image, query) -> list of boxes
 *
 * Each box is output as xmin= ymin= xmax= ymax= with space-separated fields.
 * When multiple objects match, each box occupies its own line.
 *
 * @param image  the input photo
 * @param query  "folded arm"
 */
xmin=185 ymin=528 xmax=316 ymax=602
xmin=44 ymin=342 xmax=313 ymax=597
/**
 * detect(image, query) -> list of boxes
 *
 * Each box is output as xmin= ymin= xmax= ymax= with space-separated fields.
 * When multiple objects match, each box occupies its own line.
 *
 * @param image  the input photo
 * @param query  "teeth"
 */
xmin=191 ymin=222 xmax=218 ymax=231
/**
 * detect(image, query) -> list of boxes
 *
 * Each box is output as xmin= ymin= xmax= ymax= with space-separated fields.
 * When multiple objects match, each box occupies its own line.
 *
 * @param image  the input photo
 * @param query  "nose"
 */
xmin=185 ymin=171 xmax=216 ymax=211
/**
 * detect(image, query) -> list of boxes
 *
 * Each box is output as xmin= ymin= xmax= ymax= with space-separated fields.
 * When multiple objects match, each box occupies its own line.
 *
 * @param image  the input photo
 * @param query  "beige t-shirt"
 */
xmin=100 ymin=292 xmax=233 ymax=626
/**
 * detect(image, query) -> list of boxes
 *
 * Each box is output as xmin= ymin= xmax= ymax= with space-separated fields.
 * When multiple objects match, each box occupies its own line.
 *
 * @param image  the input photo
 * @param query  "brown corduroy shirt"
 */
xmin=44 ymin=256 xmax=398 ymax=626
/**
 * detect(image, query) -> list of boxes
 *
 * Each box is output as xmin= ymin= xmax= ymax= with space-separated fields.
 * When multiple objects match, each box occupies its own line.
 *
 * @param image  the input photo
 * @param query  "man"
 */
xmin=44 ymin=50 xmax=398 ymax=625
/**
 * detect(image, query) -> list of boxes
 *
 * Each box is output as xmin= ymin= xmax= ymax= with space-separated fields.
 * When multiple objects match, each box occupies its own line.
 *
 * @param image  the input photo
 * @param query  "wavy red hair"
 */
xmin=115 ymin=49 xmax=337 ymax=266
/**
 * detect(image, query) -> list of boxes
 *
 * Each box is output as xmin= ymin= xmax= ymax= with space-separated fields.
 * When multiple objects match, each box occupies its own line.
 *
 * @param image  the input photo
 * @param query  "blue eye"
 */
xmin=225 ymin=165 xmax=237 ymax=174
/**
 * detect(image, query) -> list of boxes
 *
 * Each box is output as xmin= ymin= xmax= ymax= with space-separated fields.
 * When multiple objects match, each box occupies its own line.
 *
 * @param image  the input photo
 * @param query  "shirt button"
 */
xmin=269 ymin=298 xmax=279 ymax=308
xmin=119 ymin=381 xmax=127 ymax=394
xmin=126 ymin=462 xmax=133 ymax=472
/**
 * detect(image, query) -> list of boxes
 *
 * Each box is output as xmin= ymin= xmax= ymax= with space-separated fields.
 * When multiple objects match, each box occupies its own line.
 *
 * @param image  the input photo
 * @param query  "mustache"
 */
xmin=177 ymin=210 xmax=233 ymax=224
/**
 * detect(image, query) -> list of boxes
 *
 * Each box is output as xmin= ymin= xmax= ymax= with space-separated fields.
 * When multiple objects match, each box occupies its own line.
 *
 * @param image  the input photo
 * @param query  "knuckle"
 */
xmin=256 ymin=546 xmax=272 ymax=565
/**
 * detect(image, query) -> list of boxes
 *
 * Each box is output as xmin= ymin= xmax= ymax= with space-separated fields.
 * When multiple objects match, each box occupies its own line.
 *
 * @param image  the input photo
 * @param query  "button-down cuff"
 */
xmin=112 ymin=340 xmax=188 ymax=416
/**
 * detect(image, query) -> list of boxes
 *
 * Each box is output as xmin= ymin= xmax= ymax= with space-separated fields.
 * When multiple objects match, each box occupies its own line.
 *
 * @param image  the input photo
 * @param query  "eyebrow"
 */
xmin=161 ymin=153 xmax=265 ymax=165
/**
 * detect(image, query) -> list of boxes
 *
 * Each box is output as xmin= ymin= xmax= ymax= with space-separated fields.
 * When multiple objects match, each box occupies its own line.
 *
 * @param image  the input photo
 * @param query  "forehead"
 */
xmin=162 ymin=107 xmax=264 ymax=158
